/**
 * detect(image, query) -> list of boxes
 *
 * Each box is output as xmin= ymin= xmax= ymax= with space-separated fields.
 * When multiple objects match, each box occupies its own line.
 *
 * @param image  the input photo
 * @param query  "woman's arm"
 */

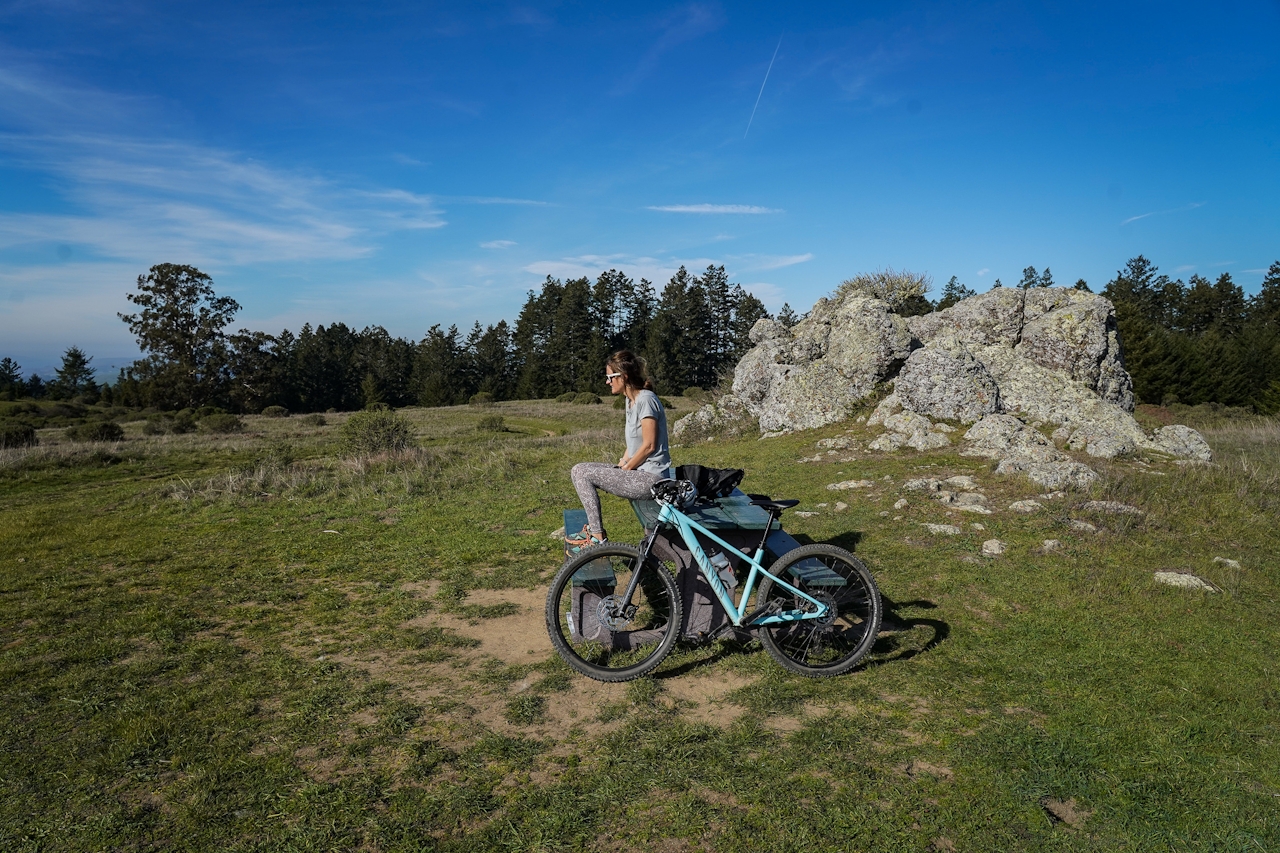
xmin=619 ymin=417 xmax=658 ymax=471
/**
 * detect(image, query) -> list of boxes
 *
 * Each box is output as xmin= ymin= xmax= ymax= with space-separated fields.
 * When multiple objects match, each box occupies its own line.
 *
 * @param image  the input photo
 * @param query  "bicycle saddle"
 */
xmin=747 ymin=494 xmax=799 ymax=512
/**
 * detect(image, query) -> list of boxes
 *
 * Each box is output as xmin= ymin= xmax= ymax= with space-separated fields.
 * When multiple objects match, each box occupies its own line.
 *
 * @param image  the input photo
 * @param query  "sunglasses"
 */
xmin=604 ymin=372 xmax=623 ymax=382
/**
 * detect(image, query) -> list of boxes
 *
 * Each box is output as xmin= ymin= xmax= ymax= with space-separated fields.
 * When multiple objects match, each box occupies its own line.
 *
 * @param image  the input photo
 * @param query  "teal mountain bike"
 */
xmin=545 ymin=480 xmax=883 ymax=681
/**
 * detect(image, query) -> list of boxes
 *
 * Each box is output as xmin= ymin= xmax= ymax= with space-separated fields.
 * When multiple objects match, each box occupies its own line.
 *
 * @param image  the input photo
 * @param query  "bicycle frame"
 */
xmin=625 ymin=500 xmax=831 ymax=628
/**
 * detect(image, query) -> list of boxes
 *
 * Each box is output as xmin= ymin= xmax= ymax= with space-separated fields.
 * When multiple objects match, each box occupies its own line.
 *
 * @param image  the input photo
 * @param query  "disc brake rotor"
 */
xmin=596 ymin=594 xmax=634 ymax=631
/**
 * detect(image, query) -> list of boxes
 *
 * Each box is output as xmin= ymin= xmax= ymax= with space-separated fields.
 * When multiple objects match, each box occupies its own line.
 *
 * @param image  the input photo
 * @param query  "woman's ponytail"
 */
xmin=607 ymin=350 xmax=654 ymax=392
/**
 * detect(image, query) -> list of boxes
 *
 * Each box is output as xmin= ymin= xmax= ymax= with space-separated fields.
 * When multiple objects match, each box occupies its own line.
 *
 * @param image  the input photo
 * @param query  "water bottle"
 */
xmin=709 ymin=551 xmax=737 ymax=588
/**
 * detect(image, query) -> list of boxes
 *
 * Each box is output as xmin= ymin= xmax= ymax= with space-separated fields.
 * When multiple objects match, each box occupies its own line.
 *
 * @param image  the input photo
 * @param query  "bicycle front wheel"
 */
xmin=756 ymin=544 xmax=882 ymax=677
xmin=545 ymin=543 xmax=682 ymax=682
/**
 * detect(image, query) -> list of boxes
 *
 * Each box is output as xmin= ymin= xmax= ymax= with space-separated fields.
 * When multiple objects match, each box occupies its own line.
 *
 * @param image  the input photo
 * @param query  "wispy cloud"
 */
xmin=647 ymin=203 xmax=782 ymax=214
xmin=976 ymin=268 xmax=990 ymax=276
xmin=611 ymin=4 xmax=723 ymax=96
xmin=524 ymin=253 xmax=723 ymax=284
xmin=449 ymin=196 xmax=550 ymax=206
xmin=741 ymin=253 xmax=813 ymax=271
xmin=480 ymin=240 xmax=516 ymax=249
xmin=521 ymin=250 xmax=809 ymax=291
xmin=1121 ymin=201 xmax=1205 ymax=226
xmin=0 ymin=59 xmax=453 ymax=266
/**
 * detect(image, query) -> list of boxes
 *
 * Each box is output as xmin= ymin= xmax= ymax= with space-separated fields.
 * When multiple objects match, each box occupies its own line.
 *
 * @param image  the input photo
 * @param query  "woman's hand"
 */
xmin=619 ymin=417 xmax=658 ymax=471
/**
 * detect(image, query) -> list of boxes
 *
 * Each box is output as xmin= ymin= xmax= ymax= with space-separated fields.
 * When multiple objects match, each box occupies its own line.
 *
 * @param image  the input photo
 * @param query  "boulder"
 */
xmin=1149 ymin=425 xmax=1213 ymax=461
xmin=894 ymin=337 xmax=1000 ymax=423
xmin=730 ymin=297 xmax=913 ymax=434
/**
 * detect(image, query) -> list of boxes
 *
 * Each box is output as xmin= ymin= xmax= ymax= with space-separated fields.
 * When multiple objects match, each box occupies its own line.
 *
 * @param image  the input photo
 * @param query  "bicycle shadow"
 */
xmin=654 ymin=596 xmax=948 ymax=680
xmin=864 ymin=595 xmax=949 ymax=668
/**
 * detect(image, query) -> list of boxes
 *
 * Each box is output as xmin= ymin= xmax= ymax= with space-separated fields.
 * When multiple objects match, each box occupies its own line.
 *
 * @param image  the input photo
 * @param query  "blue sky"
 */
xmin=1 ymin=1 xmax=1278 ymax=375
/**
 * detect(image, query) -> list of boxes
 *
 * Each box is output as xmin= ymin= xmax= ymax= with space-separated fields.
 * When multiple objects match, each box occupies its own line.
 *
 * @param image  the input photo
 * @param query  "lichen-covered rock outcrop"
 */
xmin=673 ymin=283 xmax=1212 ymax=486
xmin=729 ymin=295 xmax=912 ymax=434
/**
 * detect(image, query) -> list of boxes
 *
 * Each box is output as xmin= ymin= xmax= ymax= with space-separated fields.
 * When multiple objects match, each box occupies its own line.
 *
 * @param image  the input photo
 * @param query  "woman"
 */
xmin=566 ymin=350 xmax=672 ymax=550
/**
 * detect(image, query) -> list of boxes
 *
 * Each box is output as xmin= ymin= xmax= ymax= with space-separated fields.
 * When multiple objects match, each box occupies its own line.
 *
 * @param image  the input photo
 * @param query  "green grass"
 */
xmin=2 ymin=399 xmax=1278 ymax=851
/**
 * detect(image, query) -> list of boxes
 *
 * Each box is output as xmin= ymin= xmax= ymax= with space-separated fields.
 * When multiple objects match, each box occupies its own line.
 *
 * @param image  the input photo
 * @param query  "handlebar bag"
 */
xmin=674 ymin=464 xmax=744 ymax=503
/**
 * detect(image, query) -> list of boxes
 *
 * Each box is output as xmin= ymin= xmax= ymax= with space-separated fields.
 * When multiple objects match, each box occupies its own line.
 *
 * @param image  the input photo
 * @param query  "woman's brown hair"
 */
xmin=607 ymin=350 xmax=654 ymax=392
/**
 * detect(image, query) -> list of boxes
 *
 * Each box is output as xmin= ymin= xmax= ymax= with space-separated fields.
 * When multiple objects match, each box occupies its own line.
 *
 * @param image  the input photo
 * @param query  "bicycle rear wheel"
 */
xmin=545 ymin=543 xmax=682 ymax=682
xmin=756 ymin=544 xmax=882 ymax=677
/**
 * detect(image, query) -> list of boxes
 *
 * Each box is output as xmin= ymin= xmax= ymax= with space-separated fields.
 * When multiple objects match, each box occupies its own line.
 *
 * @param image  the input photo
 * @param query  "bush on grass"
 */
xmin=476 ymin=415 xmax=506 ymax=432
xmin=341 ymin=408 xmax=415 ymax=455
xmin=555 ymin=392 xmax=576 ymax=403
xmin=200 ymin=414 xmax=244 ymax=434
xmin=469 ymin=392 xmax=495 ymax=406
xmin=572 ymin=392 xmax=601 ymax=405
xmin=64 ymin=421 xmax=124 ymax=442
xmin=301 ymin=413 xmax=327 ymax=426
xmin=261 ymin=405 xmax=290 ymax=418
xmin=0 ymin=423 xmax=37 ymax=448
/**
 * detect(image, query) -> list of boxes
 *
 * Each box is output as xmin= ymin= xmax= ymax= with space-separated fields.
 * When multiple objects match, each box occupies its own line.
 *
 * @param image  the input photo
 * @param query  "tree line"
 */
xmin=0 ymin=263 xmax=768 ymax=412
xmin=3 ymin=256 xmax=1277 ymax=414
xmin=1101 ymin=257 xmax=1280 ymax=411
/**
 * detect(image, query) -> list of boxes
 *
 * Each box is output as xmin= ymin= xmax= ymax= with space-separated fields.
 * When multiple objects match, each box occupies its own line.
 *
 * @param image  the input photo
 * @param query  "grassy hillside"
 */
xmin=2 ymin=399 xmax=1277 ymax=851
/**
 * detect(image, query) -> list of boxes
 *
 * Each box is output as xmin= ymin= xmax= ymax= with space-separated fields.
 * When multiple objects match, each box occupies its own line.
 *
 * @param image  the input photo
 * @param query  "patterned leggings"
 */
xmin=570 ymin=462 xmax=663 ymax=537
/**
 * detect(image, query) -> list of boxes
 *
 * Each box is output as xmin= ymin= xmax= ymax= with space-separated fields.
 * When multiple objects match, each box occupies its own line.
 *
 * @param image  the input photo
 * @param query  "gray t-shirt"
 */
xmin=625 ymin=390 xmax=672 ymax=477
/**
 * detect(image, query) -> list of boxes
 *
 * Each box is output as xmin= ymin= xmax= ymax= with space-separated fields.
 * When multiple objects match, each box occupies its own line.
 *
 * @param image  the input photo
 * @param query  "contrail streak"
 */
xmin=744 ymin=36 xmax=782 ymax=139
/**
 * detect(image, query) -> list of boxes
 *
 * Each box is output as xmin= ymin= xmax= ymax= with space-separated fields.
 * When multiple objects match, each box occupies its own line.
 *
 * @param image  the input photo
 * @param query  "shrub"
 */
xmin=0 ymin=423 xmax=37 ymax=448
xmin=341 ymin=409 xmax=415 ymax=455
xmin=200 ymin=414 xmax=244 ymax=434
xmin=469 ymin=392 xmax=495 ymax=406
xmin=572 ymin=392 xmax=601 ymax=405
xmin=194 ymin=406 xmax=225 ymax=418
xmin=141 ymin=420 xmax=165 ymax=436
xmin=660 ymin=397 xmax=675 ymax=409
xmin=683 ymin=386 xmax=709 ymax=402
xmin=555 ymin=392 xmax=576 ymax=403
xmin=261 ymin=405 xmax=290 ymax=418
xmin=65 ymin=422 xmax=124 ymax=442
xmin=301 ymin=413 xmax=327 ymax=426
xmin=838 ymin=268 xmax=933 ymax=313
xmin=476 ymin=415 xmax=506 ymax=432
xmin=613 ymin=395 xmax=626 ymax=410
xmin=171 ymin=413 xmax=197 ymax=434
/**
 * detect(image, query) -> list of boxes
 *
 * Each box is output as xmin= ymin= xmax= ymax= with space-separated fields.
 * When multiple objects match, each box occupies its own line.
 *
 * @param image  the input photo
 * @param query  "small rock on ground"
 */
xmin=834 ymin=501 xmax=848 ymax=511
xmin=1154 ymin=571 xmax=1220 ymax=592
xmin=956 ymin=505 xmax=993 ymax=514
xmin=1009 ymin=500 xmax=1042 ymax=512
xmin=894 ymin=498 xmax=908 ymax=509
xmin=1080 ymin=500 xmax=1143 ymax=515
xmin=1068 ymin=520 xmax=1098 ymax=533
xmin=828 ymin=479 xmax=876 ymax=490
xmin=1041 ymin=539 xmax=1063 ymax=552
xmin=982 ymin=539 xmax=1007 ymax=556
xmin=923 ymin=523 xmax=962 ymax=535
xmin=794 ymin=511 xmax=819 ymax=518
xmin=971 ymin=523 xmax=985 ymax=530
xmin=1213 ymin=556 xmax=1241 ymax=569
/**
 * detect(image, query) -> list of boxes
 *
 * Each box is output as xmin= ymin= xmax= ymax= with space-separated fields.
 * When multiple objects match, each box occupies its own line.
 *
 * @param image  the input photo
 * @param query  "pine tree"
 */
xmin=937 ymin=276 xmax=976 ymax=310
xmin=777 ymin=303 xmax=799 ymax=328
xmin=53 ymin=346 xmax=97 ymax=400
xmin=1251 ymin=261 xmax=1280 ymax=329
xmin=991 ymin=279 xmax=1003 ymax=288
xmin=1037 ymin=267 xmax=1054 ymax=288
xmin=414 ymin=324 xmax=463 ymax=406
xmin=0 ymin=357 xmax=22 ymax=397
xmin=1073 ymin=279 xmax=1091 ymax=292
xmin=1018 ymin=266 xmax=1039 ymax=290
xmin=730 ymin=286 xmax=769 ymax=361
